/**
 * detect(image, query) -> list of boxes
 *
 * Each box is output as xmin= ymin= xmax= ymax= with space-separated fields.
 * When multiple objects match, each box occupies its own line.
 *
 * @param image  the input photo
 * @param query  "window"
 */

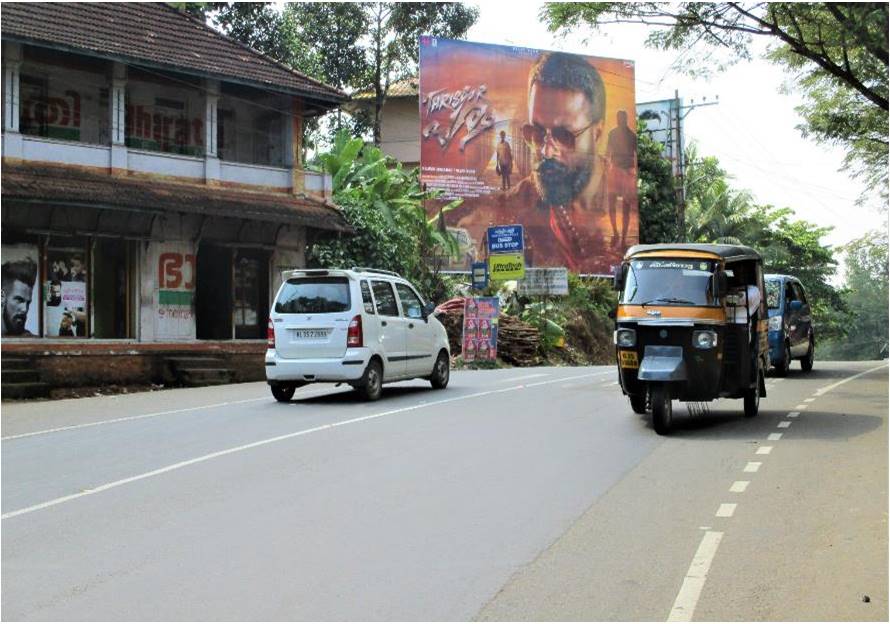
xmin=371 ymin=281 xmax=399 ymax=317
xmin=360 ymin=280 xmax=376 ymax=315
xmin=274 ymin=277 xmax=350 ymax=314
xmin=395 ymin=283 xmax=424 ymax=319
xmin=765 ymin=281 xmax=781 ymax=309
xmin=792 ymin=283 xmax=808 ymax=304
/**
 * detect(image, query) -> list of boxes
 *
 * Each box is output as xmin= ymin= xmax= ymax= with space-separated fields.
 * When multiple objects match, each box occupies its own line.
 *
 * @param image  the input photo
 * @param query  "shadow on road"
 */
xmin=287 ymin=384 xmax=435 ymax=405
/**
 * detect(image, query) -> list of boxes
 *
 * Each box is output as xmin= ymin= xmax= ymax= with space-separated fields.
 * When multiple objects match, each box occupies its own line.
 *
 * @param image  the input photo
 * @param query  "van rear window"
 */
xmin=275 ymin=277 xmax=351 ymax=313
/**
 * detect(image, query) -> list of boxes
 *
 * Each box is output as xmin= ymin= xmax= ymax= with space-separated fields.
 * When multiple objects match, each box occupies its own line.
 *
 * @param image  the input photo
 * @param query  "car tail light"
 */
xmin=267 ymin=318 xmax=275 ymax=349
xmin=347 ymin=314 xmax=363 ymax=347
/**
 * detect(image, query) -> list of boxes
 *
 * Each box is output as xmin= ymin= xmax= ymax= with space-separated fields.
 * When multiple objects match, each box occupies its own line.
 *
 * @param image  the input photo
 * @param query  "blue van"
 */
xmin=765 ymin=274 xmax=815 ymax=376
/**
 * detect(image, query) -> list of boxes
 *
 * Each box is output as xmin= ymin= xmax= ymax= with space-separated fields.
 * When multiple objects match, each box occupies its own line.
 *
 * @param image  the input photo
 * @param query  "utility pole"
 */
xmin=672 ymin=90 xmax=719 ymax=241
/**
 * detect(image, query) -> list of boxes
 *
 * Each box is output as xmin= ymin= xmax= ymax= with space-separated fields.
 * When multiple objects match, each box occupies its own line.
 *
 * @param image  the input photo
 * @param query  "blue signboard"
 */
xmin=487 ymin=225 xmax=524 ymax=254
xmin=471 ymin=261 xmax=488 ymax=290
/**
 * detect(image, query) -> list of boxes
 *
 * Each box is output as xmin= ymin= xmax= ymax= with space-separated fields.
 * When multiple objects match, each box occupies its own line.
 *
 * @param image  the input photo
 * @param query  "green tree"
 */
xmin=636 ymin=118 xmax=679 ymax=243
xmin=542 ymin=2 xmax=889 ymax=203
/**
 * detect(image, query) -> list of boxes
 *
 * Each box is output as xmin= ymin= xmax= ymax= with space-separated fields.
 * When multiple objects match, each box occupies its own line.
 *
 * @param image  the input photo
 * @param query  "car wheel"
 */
xmin=651 ymin=384 xmax=672 ymax=435
xmin=744 ymin=369 xmax=762 ymax=417
xmin=800 ymin=336 xmax=815 ymax=372
xmin=430 ymin=351 xmax=450 ymax=389
xmin=271 ymin=384 xmax=296 ymax=403
xmin=629 ymin=393 xmax=647 ymax=414
xmin=358 ymin=359 xmax=383 ymax=401
xmin=775 ymin=343 xmax=791 ymax=377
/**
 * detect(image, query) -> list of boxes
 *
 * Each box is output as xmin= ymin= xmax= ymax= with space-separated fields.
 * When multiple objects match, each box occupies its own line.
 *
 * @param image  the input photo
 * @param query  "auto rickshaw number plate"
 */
xmin=619 ymin=350 xmax=639 ymax=369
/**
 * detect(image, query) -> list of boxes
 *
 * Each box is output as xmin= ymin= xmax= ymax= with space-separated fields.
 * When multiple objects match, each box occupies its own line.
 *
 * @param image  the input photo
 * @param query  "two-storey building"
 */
xmin=1 ymin=3 xmax=351 ymax=395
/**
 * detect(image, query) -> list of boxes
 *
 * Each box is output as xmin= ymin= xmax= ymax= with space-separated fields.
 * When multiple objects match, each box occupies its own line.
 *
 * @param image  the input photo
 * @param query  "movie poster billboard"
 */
xmin=462 ymin=296 xmax=499 ymax=363
xmin=419 ymin=38 xmax=638 ymax=275
xmin=45 ymin=249 xmax=88 ymax=337
xmin=1 ymin=244 xmax=41 ymax=337
xmin=636 ymin=98 xmax=684 ymax=178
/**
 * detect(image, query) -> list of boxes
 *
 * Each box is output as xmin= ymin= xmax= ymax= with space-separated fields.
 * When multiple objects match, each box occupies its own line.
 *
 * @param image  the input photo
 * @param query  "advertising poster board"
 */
xmin=45 ymin=248 xmax=87 ymax=337
xmin=1 ymin=244 xmax=40 ymax=337
xmin=146 ymin=242 xmax=196 ymax=340
xmin=636 ymin=98 xmax=684 ymax=178
xmin=420 ymin=37 xmax=638 ymax=275
xmin=462 ymin=296 xmax=499 ymax=362
xmin=518 ymin=267 xmax=570 ymax=296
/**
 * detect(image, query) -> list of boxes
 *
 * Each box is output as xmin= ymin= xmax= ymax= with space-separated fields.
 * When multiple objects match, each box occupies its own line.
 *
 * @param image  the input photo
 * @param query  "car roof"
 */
xmin=765 ymin=274 xmax=799 ymax=283
xmin=625 ymin=243 xmax=761 ymax=262
xmin=282 ymin=268 xmax=409 ymax=282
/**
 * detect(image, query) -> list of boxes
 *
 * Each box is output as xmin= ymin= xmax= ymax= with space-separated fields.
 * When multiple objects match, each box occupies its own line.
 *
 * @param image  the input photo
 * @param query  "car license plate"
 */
xmin=619 ymin=350 xmax=639 ymax=369
xmin=292 ymin=329 xmax=329 ymax=339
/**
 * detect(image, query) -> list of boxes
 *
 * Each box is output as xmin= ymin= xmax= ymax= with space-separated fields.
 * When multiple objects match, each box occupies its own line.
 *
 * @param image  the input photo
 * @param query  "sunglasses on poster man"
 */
xmin=521 ymin=120 xmax=597 ymax=150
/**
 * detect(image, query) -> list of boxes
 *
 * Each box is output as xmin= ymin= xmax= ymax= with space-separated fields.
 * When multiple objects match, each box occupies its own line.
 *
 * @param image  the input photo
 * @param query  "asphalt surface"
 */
xmin=2 ymin=361 xmax=886 ymax=621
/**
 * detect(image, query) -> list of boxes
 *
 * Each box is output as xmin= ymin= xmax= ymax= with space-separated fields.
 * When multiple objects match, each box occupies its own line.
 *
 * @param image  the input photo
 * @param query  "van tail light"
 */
xmin=267 ymin=318 xmax=275 ymax=349
xmin=347 ymin=314 xmax=363 ymax=348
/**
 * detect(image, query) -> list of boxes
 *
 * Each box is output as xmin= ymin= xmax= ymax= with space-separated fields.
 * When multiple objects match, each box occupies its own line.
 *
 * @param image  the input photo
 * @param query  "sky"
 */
xmin=465 ymin=1 xmax=886 ymax=256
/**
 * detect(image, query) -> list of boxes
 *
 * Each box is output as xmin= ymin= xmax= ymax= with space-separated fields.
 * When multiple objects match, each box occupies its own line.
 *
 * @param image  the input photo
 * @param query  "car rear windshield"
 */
xmin=274 ymin=277 xmax=351 ymax=314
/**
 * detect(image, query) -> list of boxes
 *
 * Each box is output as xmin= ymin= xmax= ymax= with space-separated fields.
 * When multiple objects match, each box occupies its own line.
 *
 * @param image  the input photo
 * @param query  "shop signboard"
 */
xmin=1 ymin=244 xmax=40 ymax=337
xmin=518 ymin=267 xmax=570 ymax=296
xmin=420 ymin=37 xmax=638 ymax=275
xmin=45 ymin=248 xmax=87 ymax=337
xmin=462 ymin=296 xmax=499 ymax=362
xmin=488 ymin=252 xmax=525 ymax=281
xmin=146 ymin=242 xmax=196 ymax=340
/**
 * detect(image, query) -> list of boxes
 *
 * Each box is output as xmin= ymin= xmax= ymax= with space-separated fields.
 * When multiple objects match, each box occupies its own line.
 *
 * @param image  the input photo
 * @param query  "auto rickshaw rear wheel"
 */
xmin=629 ymin=393 xmax=648 ymax=414
xmin=651 ymin=384 xmax=673 ymax=435
xmin=744 ymin=370 xmax=762 ymax=417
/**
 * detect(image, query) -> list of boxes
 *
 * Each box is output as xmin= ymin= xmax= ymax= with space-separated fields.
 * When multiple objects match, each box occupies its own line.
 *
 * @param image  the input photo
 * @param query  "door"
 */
xmin=233 ymin=250 xmax=269 ymax=339
xmin=394 ymin=282 xmax=435 ymax=376
xmin=790 ymin=282 xmax=812 ymax=356
xmin=370 ymin=280 xmax=407 ymax=379
xmin=196 ymin=245 xmax=232 ymax=340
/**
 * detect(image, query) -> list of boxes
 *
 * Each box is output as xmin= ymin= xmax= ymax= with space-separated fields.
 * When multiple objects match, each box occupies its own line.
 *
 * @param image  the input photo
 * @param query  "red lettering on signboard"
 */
xmin=158 ymin=252 xmax=196 ymax=289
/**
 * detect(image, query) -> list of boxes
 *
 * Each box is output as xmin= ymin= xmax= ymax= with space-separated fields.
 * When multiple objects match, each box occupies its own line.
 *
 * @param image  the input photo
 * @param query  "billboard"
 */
xmin=636 ymin=98 xmax=684 ymax=178
xmin=420 ymin=38 xmax=638 ymax=275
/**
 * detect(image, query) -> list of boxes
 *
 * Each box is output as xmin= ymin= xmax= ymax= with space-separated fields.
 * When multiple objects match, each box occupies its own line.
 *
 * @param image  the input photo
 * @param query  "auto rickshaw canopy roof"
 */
xmin=624 ymin=243 xmax=762 ymax=264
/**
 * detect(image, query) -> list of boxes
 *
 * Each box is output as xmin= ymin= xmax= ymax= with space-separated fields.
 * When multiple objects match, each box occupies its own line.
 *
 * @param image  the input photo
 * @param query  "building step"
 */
xmin=2 ymin=369 xmax=41 ymax=384
xmin=1 ymin=357 xmax=34 ymax=371
xmin=2 ymin=382 xmax=50 ymax=400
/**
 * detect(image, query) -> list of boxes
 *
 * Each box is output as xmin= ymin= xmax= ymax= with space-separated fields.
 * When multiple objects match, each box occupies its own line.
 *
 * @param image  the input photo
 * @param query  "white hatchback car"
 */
xmin=265 ymin=268 xmax=451 ymax=402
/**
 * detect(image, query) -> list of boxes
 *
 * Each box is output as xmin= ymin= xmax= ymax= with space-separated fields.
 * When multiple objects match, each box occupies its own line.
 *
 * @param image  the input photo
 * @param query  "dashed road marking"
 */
xmin=768 ymin=433 xmax=783 ymax=441
xmin=756 ymin=446 xmax=773 ymax=455
xmin=667 ymin=531 xmax=724 ymax=622
xmin=716 ymin=503 xmax=737 ymax=517
xmin=729 ymin=481 xmax=749 ymax=493
xmin=787 ymin=411 xmax=800 ymax=418
xmin=744 ymin=462 xmax=762 ymax=473
xmin=804 ymin=398 xmax=815 ymax=403
xmin=778 ymin=421 xmax=792 ymax=428
xmin=794 ymin=404 xmax=809 ymax=410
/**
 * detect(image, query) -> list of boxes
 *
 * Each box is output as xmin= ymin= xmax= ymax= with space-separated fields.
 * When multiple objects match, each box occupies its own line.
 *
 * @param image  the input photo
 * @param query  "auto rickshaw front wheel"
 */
xmin=651 ymin=384 xmax=673 ymax=435
xmin=744 ymin=370 xmax=763 ymax=417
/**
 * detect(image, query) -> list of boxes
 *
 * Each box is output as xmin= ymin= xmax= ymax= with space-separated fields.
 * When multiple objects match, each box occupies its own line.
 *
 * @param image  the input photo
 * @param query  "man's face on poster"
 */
xmin=526 ymin=83 xmax=602 ymax=206
xmin=2 ymin=279 xmax=33 ymax=335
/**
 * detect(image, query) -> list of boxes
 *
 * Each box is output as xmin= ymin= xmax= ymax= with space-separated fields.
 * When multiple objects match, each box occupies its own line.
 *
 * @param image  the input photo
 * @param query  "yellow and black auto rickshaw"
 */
xmin=612 ymin=244 xmax=769 ymax=434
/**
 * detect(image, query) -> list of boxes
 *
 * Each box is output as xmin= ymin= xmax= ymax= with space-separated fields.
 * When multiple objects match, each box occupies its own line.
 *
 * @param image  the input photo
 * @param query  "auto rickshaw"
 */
xmin=611 ymin=244 xmax=769 ymax=434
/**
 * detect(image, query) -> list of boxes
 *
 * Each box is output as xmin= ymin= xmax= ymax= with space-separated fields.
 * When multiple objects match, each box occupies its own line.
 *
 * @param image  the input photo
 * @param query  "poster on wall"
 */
xmin=419 ymin=38 xmax=638 ymax=275
xmin=1 ymin=244 xmax=41 ymax=337
xmin=147 ymin=242 xmax=196 ymax=340
xmin=462 ymin=296 xmax=499 ymax=363
xmin=44 ymin=249 xmax=88 ymax=337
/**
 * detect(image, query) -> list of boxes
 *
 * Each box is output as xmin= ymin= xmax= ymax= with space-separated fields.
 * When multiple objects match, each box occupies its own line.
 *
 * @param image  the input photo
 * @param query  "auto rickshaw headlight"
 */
xmin=768 ymin=316 xmax=782 ymax=331
xmin=693 ymin=330 xmax=718 ymax=349
xmin=614 ymin=328 xmax=636 ymax=347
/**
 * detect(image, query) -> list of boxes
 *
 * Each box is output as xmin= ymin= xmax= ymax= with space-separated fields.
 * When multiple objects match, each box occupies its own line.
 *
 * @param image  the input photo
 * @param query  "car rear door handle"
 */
xmin=408 ymin=323 xmax=415 ymax=329
xmin=381 ymin=320 xmax=387 ymax=327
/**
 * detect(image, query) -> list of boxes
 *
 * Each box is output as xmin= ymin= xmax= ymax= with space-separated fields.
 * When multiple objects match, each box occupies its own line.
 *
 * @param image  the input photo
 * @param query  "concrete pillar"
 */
xmin=204 ymin=79 xmax=220 ymax=185
xmin=3 ymin=41 xmax=23 ymax=159
xmin=110 ymin=62 xmax=128 ymax=173
xmin=291 ymin=96 xmax=304 ymax=194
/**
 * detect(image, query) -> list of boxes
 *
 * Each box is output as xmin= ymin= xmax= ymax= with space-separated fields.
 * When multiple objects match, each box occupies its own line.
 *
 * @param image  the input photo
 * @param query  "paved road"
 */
xmin=2 ymin=361 xmax=886 ymax=620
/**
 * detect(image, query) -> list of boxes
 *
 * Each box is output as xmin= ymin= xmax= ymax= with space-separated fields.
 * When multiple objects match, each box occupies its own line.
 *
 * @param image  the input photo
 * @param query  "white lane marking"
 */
xmin=814 ymin=363 xmax=888 ymax=396
xmin=787 ymin=411 xmax=800 ymax=418
xmin=804 ymin=398 xmax=815 ymax=403
xmin=1 ymin=396 xmax=269 ymax=441
xmin=500 ymin=373 xmax=549 ymax=382
xmin=523 ymin=371 xmax=609 ymax=389
xmin=715 ymin=503 xmax=737 ymax=518
xmin=667 ymin=531 xmax=724 ymax=622
xmin=744 ymin=462 xmax=762 ymax=473
xmin=768 ymin=433 xmax=783 ymax=441
xmin=772 ymin=378 xmax=784 ymax=383
xmin=777 ymin=421 xmax=791 ymax=428
xmin=794 ymin=404 xmax=809 ymax=410
xmin=756 ymin=446 xmax=773 ymax=455
xmin=730 ymin=481 xmax=749 ymax=493
xmin=2 ymin=372 xmax=601 ymax=520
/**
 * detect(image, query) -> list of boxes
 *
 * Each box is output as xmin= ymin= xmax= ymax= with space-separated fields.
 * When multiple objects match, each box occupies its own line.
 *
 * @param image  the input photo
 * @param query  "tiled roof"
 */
xmin=1 ymin=3 xmax=346 ymax=104
xmin=352 ymin=77 xmax=419 ymax=101
xmin=1 ymin=163 xmax=352 ymax=233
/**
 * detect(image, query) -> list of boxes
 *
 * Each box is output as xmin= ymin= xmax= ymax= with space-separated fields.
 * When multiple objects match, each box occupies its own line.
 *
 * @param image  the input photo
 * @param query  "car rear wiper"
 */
xmin=641 ymin=297 xmax=697 ymax=307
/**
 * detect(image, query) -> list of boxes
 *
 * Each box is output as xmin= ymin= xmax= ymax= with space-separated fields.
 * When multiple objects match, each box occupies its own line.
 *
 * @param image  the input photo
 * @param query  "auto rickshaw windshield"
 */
xmin=621 ymin=258 xmax=719 ymax=306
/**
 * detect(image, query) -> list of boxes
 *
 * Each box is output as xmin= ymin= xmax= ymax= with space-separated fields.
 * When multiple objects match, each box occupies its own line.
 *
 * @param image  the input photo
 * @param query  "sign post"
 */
xmin=486 ymin=224 xmax=525 ymax=281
